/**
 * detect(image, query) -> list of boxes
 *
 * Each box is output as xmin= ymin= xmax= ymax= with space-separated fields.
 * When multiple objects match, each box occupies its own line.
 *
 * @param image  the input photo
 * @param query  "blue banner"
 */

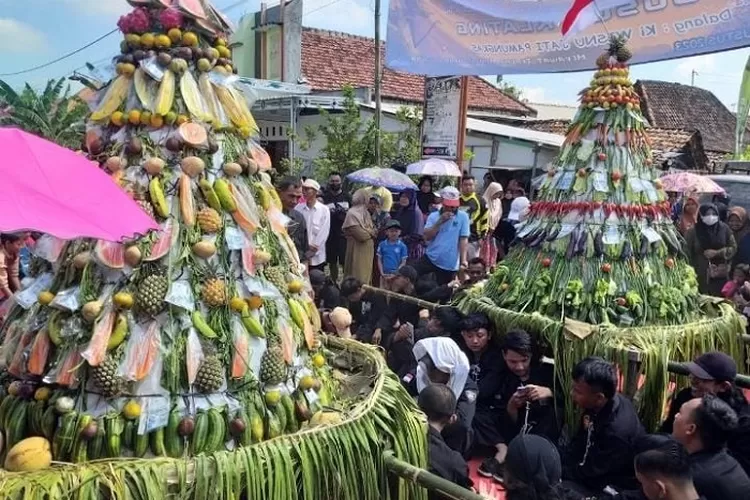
xmin=386 ymin=0 xmax=750 ymax=75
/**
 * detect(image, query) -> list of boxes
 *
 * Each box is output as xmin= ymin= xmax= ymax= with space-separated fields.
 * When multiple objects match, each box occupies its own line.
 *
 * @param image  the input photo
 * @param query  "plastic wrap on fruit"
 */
xmin=228 ymin=180 xmax=261 ymax=236
xmin=117 ymin=319 xmax=162 ymax=382
xmin=51 ymin=348 xmax=84 ymax=388
xmin=185 ymin=325 xmax=204 ymax=386
xmin=136 ymin=351 xmax=170 ymax=436
xmin=230 ymin=316 xmax=252 ymax=381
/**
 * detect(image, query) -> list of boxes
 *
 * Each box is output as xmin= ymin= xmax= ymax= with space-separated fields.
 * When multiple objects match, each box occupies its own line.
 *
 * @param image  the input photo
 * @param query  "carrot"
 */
xmin=81 ymin=307 xmax=116 ymax=367
xmin=56 ymin=349 xmax=83 ymax=387
xmin=8 ymin=330 xmax=35 ymax=377
xmin=27 ymin=330 xmax=52 ymax=376
xmin=279 ymin=320 xmax=295 ymax=365
xmin=231 ymin=330 xmax=250 ymax=379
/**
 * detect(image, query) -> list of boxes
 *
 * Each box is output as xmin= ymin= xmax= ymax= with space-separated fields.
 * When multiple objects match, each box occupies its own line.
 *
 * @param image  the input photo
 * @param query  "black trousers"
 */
xmin=413 ymin=255 xmax=456 ymax=285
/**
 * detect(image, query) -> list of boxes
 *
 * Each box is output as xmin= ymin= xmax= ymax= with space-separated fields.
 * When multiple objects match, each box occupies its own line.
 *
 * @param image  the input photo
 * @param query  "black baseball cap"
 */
xmin=684 ymin=352 xmax=737 ymax=382
xmin=309 ymin=269 xmax=326 ymax=287
xmin=385 ymin=219 xmax=401 ymax=230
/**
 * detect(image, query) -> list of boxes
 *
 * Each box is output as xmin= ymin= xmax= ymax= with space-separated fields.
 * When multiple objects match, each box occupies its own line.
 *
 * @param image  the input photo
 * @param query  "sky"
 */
xmin=0 ymin=0 xmax=748 ymax=111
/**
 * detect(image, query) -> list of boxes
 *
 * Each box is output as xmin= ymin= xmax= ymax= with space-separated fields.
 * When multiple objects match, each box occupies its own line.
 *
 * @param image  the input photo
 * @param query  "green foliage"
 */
xmin=0 ymin=78 xmax=88 ymax=150
xmin=495 ymin=76 xmax=524 ymax=101
xmin=298 ymin=86 xmax=421 ymax=178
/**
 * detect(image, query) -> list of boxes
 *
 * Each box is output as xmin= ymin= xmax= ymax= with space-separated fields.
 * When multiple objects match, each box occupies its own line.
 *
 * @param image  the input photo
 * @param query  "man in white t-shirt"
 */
xmin=295 ymin=179 xmax=331 ymax=271
xmin=507 ymin=187 xmax=530 ymax=224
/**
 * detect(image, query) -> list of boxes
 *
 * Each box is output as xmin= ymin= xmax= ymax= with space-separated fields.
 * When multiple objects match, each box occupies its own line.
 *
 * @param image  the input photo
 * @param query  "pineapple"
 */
xmin=259 ymin=345 xmax=286 ymax=385
xmin=197 ymin=207 xmax=222 ymax=233
xmin=201 ymin=278 xmax=226 ymax=307
xmin=263 ymin=266 xmax=287 ymax=293
xmin=136 ymin=272 xmax=168 ymax=316
xmin=608 ymin=34 xmax=632 ymax=63
xmin=195 ymin=355 xmax=224 ymax=393
xmin=595 ymin=53 xmax=609 ymax=69
xmin=91 ymin=356 xmax=125 ymax=398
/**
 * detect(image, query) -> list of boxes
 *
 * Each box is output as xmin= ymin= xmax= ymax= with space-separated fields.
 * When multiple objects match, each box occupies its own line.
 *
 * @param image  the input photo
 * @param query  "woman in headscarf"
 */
xmin=394 ymin=189 xmax=425 ymax=260
xmin=410 ymin=337 xmax=475 ymax=456
xmin=677 ymin=197 xmax=699 ymax=236
xmin=505 ymin=435 xmax=581 ymax=500
xmin=482 ymin=182 xmax=504 ymax=265
xmin=417 ymin=176 xmax=437 ymax=216
xmin=685 ymin=203 xmax=737 ymax=296
xmin=342 ymin=188 xmax=377 ymax=285
xmin=728 ymin=206 xmax=750 ymax=267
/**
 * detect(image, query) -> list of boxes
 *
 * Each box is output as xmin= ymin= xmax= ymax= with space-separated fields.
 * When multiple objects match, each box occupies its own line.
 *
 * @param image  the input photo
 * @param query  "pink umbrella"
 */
xmin=0 ymin=128 xmax=158 ymax=241
xmin=659 ymin=172 xmax=725 ymax=195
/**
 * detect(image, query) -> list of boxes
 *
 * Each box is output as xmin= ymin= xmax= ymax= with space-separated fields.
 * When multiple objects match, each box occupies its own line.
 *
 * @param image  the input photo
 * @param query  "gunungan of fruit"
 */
xmin=123 ymin=400 xmax=142 ymax=420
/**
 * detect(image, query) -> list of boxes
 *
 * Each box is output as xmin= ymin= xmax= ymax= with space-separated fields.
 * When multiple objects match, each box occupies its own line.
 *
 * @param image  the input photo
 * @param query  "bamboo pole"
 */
xmin=360 ymin=285 xmax=750 ymax=388
xmin=383 ymin=451 xmax=486 ymax=500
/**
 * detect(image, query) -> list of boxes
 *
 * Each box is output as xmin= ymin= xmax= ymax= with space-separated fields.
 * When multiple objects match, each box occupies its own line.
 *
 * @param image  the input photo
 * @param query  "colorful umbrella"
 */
xmin=0 ymin=128 xmax=158 ymax=241
xmin=659 ymin=172 xmax=726 ymax=195
xmin=347 ymin=167 xmax=417 ymax=190
xmin=405 ymin=158 xmax=462 ymax=177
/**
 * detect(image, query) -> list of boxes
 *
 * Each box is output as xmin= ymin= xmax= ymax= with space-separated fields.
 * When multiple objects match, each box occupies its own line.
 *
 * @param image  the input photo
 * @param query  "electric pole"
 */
xmin=691 ymin=69 xmax=697 ymax=86
xmin=374 ymin=0 xmax=382 ymax=167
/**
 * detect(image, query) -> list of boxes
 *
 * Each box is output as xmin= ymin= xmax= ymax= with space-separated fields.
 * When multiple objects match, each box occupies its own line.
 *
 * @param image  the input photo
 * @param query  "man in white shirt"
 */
xmin=295 ymin=179 xmax=331 ymax=271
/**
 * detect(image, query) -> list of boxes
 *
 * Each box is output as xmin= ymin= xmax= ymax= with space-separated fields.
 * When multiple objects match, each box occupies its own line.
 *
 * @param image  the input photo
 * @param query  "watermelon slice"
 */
xmin=178 ymin=0 xmax=207 ymax=19
xmin=249 ymin=142 xmax=272 ymax=172
xmin=94 ymin=240 xmax=125 ymax=269
xmin=241 ymin=246 xmax=255 ymax=276
xmin=144 ymin=218 xmax=176 ymax=262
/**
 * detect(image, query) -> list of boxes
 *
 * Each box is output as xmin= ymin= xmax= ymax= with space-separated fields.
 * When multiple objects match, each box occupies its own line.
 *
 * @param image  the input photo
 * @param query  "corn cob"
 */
xmin=229 ymin=86 xmax=259 ymax=135
xmin=180 ymin=71 xmax=209 ymax=121
xmin=133 ymin=68 xmax=153 ymax=110
xmin=212 ymin=82 xmax=248 ymax=129
xmin=154 ymin=69 xmax=176 ymax=116
xmin=90 ymin=75 xmax=131 ymax=122
xmin=288 ymin=298 xmax=306 ymax=330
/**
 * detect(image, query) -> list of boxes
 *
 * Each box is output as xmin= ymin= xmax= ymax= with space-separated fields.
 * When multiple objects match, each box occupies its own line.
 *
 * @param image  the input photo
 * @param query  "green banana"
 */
xmin=280 ymin=395 xmax=298 ymax=433
xmin=191 ymin=410 xmax=209 ymax=455
xmin=87 ymin=419 xmax=105 ymax=460
xmin=150 ymin=427 xmax=167 ymax=456
xmin=165 ymin=407 xmax=184 ymax=458
xmin=134 ymin=431 xmax=149 ymax=457
xmin=192 ymin=311 xmax=218 ymax=338
xmin=105 ymin=414 xmax=124 ymax=457
xmin=206 ymin=408 xmax=226 ymax=453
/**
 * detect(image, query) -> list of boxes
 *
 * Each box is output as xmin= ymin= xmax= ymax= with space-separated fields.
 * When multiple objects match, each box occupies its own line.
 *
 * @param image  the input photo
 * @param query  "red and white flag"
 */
xmin=561 ymin=0 xmax=632 ymax=37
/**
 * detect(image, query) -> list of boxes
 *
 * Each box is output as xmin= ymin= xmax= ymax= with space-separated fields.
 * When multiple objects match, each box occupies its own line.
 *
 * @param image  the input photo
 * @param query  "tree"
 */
xmin=0 ymin=78 xmax=89 ymax=150
xmin=494 ymin=75 xmax=524 ymax=101
xmin=298 ymin=86 xmax=422 ymax=178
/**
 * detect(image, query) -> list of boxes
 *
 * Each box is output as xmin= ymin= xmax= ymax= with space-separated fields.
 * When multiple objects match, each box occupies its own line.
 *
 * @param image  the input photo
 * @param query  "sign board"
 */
xmin=422 ymin=76 xmax=464 ymax=159
xmin=386 ymin=0 xmax=750 ymax=76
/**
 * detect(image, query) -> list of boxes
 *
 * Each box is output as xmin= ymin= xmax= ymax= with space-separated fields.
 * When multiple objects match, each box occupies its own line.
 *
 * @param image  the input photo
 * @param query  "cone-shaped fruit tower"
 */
xmin=463 ymin=36 xmax=745 ymax=429
xmin=0 ymin=2 xmax=425 ymax=493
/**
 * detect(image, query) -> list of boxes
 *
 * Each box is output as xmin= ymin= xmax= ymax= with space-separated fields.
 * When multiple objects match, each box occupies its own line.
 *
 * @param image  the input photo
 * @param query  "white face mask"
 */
xmin=702 ymin=214 xmax=719 ymax=226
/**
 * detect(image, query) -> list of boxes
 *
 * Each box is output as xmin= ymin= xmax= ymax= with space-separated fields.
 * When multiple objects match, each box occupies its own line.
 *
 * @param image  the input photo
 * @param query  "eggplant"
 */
xmin=565 ymin=227 xmax=580 ymax=260
xmin=638 ymin=235 xmax=649 ymax=258
xmin=529 ymin=229 xmax=548 ymax=248
xmin=620 ymin=239 xmax=633 ymax=260
xmin=545 ymin=226 xmax=561 ymax=242
xmin=594 ymin=230 xmax=604 ymax=257
xmin=522 ymin=227 xmax=543 ymax=245
xmin=574 ymin=228 xmax=588 ymax=256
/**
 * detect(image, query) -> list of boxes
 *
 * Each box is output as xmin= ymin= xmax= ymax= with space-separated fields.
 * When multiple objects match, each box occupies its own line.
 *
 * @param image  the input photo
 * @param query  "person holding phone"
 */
xmin=414 ymin=186 xmax=470 ymax=286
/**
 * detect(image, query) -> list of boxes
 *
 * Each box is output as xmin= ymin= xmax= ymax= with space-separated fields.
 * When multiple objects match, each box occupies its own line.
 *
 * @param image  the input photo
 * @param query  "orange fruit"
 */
xmin=128 ymin=110 xmax=141 ymax=125
xmin=110 ymin=111 xmax=124 ymax=127
xmin=139 ymin=110 xmax=152 ymax=126
xmin=167 ymin=28 xmax=182 ymax=44
xmin=140 ymin=33 xmax=155 ymax=49
xmin=246 ymin=295 xmax=263 ymax=310
xmin=155 ymin=34 xmax=171 ymax=49
xmin=150 ymin=114 xmax=164 ymax=128
xmin=182 ymin=32 xmax=198 ymax=47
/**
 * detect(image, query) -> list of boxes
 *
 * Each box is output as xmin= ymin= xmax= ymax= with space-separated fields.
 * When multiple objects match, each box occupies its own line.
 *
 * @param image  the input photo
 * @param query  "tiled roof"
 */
xmin=300 ymin=28 xmax=535 ymax=116
xmin=634 ymin=80 xmax=740 ymax=154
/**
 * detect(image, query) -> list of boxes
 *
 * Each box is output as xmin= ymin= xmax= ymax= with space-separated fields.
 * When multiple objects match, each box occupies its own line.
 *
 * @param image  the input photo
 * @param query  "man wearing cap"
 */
xmin=295 ymin=179 xmax=331 ymax=272
xmin=415 ymin=186 xmax=470 ymax=285
xmin=661 ymin=352 xmax=750 ymax=475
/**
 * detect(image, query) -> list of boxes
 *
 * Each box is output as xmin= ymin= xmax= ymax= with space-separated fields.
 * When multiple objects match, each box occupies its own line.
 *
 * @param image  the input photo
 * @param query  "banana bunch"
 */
xmin=190 ymin=407 xmax=227 ymax=455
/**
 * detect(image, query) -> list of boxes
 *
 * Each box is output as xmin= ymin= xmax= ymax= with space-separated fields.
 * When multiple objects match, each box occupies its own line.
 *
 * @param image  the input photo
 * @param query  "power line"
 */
xmin=0 ymin=29 xmax=118 ymax=77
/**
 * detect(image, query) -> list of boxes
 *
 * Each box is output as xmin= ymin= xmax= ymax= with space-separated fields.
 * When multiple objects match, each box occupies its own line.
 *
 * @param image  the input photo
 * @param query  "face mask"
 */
xmin=702 ymin=215 xmax=719 ymax=226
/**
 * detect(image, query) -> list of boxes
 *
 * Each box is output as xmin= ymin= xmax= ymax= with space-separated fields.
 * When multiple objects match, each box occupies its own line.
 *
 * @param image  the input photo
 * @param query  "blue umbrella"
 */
xmin=347 ymin=167 xmax=418 ymax=191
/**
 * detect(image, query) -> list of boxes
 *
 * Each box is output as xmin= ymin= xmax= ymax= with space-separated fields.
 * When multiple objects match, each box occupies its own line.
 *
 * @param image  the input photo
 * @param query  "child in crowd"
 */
xmin=419 ymin=384 xmax=473 ymax=497
xmin=723 ymin=264 xmax=750 ymax=318
xmin=377 ymin=220 xmax=408 ymax=288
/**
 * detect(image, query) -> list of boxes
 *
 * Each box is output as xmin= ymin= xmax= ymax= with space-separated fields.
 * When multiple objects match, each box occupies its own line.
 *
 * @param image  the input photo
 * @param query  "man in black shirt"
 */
xmin=309 ymin=269 xmax=341 ymax=310
xmin=634 ymin=441 xmax=704 ymax=500
xmin=671 ymin=394 xmax=750 ymax=500
xmin=477 ymin=329 xmax=559 ymax=483
xmin=340 ymin=276 xmax=385 ymax=342
xmin=322 ymin=172 xmax=351 ymax=283
xmin=660 ymin=352 xmax=750 ymax=476
xmin=562 ymin=357 xmax=644 ymax=495
xmin=418 ymin=383 xmax=473 ymax=497
xmin=276 ymin=177 xmax=308 ymax=263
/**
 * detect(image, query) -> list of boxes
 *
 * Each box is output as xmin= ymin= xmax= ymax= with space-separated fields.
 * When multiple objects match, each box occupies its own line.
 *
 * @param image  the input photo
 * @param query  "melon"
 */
xmin=4 ymin=437 xmax=52 ymax=472
xmin=144 ymin=218 xmax=176 ymax=262
xmin=94 ymin=240 xmax=125 ymax=269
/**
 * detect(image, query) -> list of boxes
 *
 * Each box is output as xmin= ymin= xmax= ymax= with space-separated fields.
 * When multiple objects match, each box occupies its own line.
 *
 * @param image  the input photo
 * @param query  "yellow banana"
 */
xmin=154 ymin=69 xmax=176 ymax=116
xmin=90 ymin=75 xmax=131 ymax=122
xmin=149 ymin=178 xmax=169 ymax=218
